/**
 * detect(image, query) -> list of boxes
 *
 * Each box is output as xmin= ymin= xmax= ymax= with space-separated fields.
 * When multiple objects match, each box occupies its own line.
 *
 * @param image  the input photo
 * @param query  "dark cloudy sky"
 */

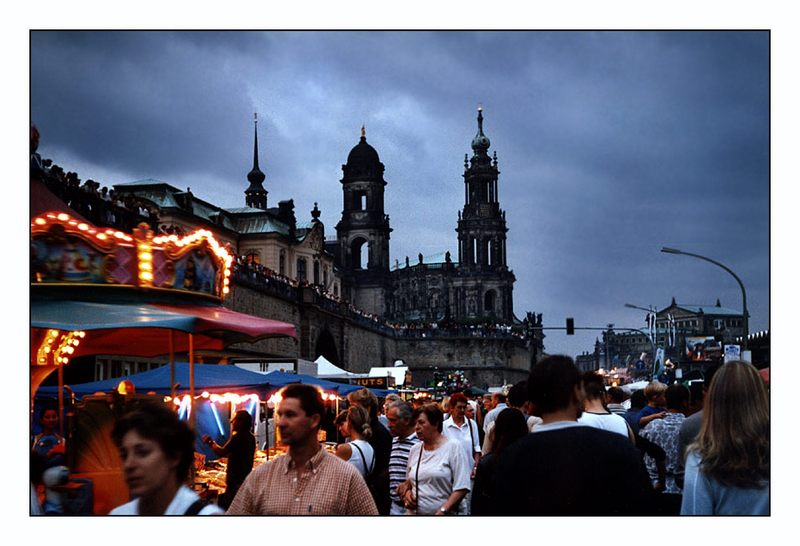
xmin=30 ymin=30 xmax=770 ymax=359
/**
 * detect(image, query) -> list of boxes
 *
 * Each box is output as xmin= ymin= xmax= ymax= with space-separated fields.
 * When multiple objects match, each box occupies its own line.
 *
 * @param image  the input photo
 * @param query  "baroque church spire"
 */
xmin=245 ymin=112 xmax=268 ymax=209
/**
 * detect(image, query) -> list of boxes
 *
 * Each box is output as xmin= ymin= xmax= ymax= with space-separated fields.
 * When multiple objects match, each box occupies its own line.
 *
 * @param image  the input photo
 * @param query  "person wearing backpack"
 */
xmin=335 ymin=406 xmax=375 ymax=479
xmin=347 ymin=388 xmax=392 ymax=515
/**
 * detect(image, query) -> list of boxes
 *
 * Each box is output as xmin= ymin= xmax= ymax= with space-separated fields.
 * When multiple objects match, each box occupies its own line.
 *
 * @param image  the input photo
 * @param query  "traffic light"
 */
xmin=566 ymin=317 xmax=574 ymax=335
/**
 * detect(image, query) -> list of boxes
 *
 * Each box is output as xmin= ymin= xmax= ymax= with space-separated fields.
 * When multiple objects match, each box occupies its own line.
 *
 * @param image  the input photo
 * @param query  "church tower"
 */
xmin=335 ymin=127 xmax=392 ymax=315
xmin=244 ymin=113 xmax=268 ymax=210
xmin=453 ymin=107 xmax=515 ymax=321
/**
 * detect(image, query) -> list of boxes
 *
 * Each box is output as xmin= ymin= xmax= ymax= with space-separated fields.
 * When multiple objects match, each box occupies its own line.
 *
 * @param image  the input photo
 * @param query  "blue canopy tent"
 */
xmin=37 ymin=365 xmax=392 ymax=399
xmin=36 ymin=363 xmax=279 ymax=398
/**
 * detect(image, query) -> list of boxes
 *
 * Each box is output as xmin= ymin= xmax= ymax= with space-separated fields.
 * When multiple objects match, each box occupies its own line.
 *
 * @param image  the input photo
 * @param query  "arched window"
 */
xmin=484 ymin=290 xmax=497 ymax=316
xmin=313 ymin=260 xmax=320 ymax=285
xmin=350 ymin=237 xmax=368 ymax=269
xmin=297 ymin=257 xmax=307 ymax=282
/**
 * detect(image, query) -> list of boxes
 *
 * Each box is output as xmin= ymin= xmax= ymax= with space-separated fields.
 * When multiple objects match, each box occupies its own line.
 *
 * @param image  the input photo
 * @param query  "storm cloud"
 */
xmin=30 ymin=30 xmax=769 ymax=357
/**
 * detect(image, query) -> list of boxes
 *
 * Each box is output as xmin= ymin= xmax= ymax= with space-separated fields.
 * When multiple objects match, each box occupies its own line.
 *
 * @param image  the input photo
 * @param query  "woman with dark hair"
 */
xmin=335 ymin=405 xmax=375 ymax=479
xmin=31 ymin=407 xmax=66 ymax=468
xmin=680 ymin=360 xmax=769 ymax=515
xmin=110 ymin=403 xmax=223 ymax=515
xmin=398 ymin=402 xmax=471 ymax=515
xmin=202 ymin=409 xmax=256 ymax=510
xmin=471 ymin=408 xmax=528 ymax=515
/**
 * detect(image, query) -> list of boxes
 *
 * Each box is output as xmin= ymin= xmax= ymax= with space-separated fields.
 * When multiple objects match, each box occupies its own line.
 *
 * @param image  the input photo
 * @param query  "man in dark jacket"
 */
xmin=493 ymin=355 xmax=657 ymax=516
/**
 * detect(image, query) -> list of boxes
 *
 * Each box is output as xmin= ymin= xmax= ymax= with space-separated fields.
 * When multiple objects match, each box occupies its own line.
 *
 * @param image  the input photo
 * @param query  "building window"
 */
xmin=313 ymin=260 xmax=320 ymax=285
xmin=297 ymin=258 xmax=307 ymax=282
xmin=279 ymin=250 xmax=286 ymax=276
xmin=350 ymin=238 xmax=368 ymax=269
xmin=354 ymin=191 xmax=367 ymax=211
xmin=484 ymin=290 xmax=496 ymax=315
xmin=323 ymin=266 xmax=328 ymax=287
xmin=244 ymin=252 xmax=260 ymax=265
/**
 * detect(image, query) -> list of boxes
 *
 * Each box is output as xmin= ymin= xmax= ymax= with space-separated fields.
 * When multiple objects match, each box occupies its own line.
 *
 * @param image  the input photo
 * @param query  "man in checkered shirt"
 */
xmin=226 ymin=384 xmax=378 ymax=515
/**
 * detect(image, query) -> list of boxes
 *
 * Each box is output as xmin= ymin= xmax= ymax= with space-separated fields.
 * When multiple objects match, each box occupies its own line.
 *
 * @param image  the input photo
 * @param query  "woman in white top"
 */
xmin=109 ymin=404 xmax=222 ymax=515
xmin=335 ymin=405 xmax=375 ymax=478
xmin=398 ymin=403 xmax=471 ymax=515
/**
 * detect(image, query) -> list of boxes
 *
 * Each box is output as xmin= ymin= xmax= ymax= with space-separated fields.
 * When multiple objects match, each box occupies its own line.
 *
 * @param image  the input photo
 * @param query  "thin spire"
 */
xmin=253 ymin=112 xmax=260 ymax=170
xmin=477 ymin=104 xmax=484 ymax=135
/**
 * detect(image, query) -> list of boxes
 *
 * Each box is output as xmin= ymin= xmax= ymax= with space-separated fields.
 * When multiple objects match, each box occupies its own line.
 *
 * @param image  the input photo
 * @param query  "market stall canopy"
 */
xmin=464 ymin=386 xmax=489 ymax=396
xmin=37 ymin=362 xmax=280 ymax=398
xmin=31 ymin=299 xmax=298 ymax=357
xmin=263 ymin=370 xmax=393 ymax=397
xmin=315 ymin=355 xmax=366 ymax=379
xmin=368 ymin=366 xmax=409 ymax=387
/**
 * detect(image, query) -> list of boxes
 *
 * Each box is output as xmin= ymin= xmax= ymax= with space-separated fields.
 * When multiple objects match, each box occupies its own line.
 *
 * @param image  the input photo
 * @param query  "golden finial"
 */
xmin=361 ymin=125 xmax=366 ymax=138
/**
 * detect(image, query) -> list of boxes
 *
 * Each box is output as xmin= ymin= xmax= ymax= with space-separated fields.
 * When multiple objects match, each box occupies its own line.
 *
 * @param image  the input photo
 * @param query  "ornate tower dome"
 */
xmin=343 ymin=126 xmax=385 ymax=181
xmin=471 ymin=107 xmax=491 ymax=153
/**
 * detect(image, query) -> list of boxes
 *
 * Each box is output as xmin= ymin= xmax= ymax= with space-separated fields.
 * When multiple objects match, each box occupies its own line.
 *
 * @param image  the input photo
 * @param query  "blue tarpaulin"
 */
xmin=36 ymin=364 xmax=392 ymax=398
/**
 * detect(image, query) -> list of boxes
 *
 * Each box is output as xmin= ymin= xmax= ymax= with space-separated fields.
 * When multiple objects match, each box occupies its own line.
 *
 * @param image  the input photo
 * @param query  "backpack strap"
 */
xmin=352 ymin=442 xmax=374 ymax=477
xmin=184 ymin=498 xmax=208 ymax=516
xmin=466 ymin=417 xmax=477 ymax=454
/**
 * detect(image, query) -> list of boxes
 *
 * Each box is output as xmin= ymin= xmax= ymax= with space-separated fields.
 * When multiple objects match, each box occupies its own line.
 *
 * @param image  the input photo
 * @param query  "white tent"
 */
xmin=315 ymin=355 xmax=368 ymax=379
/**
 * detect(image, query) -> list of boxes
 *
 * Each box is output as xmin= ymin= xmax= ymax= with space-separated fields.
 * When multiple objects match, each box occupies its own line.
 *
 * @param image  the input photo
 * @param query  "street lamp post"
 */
xmin=661 ymin=247 xmax=749 ymax=351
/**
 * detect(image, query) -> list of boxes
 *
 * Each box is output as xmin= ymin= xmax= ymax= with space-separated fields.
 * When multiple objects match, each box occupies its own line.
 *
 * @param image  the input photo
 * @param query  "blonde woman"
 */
xmin=681 ymin=361 xmax=769 ymax=515
xmin=335 ymin=406 xmax=375 ymax=479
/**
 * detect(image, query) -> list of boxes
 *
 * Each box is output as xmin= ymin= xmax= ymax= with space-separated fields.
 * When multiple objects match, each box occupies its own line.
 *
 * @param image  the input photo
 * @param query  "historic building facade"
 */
xmin=33 ymin=111 xmax=539 ymax=388
xmin=112 ymin=116 xmax=341 ymax=298
xmin=329 ymin=108 xmax=518 ymax=326
xmin=580 ymin=298 xmax=748 ymax=373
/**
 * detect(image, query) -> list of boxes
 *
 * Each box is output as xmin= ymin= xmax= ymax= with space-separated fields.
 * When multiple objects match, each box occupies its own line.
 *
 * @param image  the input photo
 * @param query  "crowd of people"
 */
xmin=32 ymin=355 xmax=768 ymax=516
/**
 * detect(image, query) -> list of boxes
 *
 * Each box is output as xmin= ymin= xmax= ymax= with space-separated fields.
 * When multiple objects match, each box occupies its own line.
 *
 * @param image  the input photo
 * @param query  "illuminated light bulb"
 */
xmin=201 ymin=391 xmax=210 ymax=398
xmin=140 ymin=272 xmax=153 ymax=281
xmin=44 ymin=347 xmax=50 ymax=353
xmin=57 ymin=213 xmax=69 ymax=221
xmin=35 ymin=218 xmax=46 ymax=225
xmin=140 ymin=262 xmax=152 ymax=271
xmin=62 ymin=357 xmax=69 ymax=365
xmin=97 ymin=233 xmax=107 ymax=240
xmin=77 ymin=223 xmax=89 ymax=231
